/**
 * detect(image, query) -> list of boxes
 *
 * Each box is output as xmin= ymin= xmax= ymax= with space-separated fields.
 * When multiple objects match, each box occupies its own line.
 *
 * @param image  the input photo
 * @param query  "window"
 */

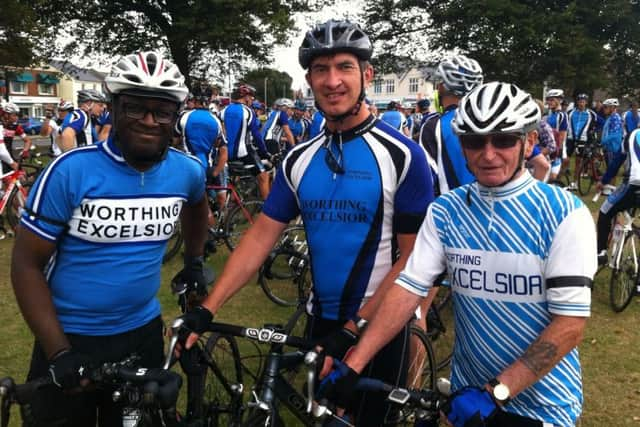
xmin=385 ymin=79 xmax=395 ymax=93
xmin=10 ymin=81 xmax=27 ymax=94
xmin=409 ymin=77 xmax=419 ymax=93
xmin=38 ymin=83 xmax=54 ymax=95
xmin=34 ymin=106 xmax=44 ymax=118
xmin=374 ymin=79 xmax=382 ymax=94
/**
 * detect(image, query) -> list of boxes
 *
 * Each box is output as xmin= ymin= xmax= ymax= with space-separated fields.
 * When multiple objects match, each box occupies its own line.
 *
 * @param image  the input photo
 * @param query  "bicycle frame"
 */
xmin=610 ymin=211 xmax=638 ymax=274
xmin=0 ymin=170 xmax=25 ymax=215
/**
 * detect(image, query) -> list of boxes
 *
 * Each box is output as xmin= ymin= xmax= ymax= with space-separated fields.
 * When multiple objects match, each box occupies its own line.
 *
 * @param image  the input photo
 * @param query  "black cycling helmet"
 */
xmin=576 ymin=93 xmax=589 ymax=101
xmin=298 ymin=20 xmax=373 ymax=69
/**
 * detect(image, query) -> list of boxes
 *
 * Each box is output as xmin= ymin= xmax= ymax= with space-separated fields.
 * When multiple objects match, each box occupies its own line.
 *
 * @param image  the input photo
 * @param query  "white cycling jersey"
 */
xmin=0 ymin=124 xmax=14 ymax=167
xmin=397 ymin=171 xmax=596 ymax=426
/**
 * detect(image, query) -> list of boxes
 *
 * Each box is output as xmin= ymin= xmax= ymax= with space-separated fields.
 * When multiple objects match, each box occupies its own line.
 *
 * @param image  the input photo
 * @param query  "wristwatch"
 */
xmin=488 ymin=378 xmax=511 ymax=405
xmin=350 ymin=315 xmax=368 ymax=334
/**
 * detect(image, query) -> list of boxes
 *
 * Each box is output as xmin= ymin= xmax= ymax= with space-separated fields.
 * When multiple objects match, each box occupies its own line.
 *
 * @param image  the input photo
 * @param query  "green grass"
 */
xmin=1 ymin=182 xmax=640 ymax=426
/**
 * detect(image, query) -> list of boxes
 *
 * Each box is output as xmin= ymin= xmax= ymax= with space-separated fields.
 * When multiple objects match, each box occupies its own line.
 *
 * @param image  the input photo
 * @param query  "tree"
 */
xmin=360 ymin=1 xmax=640 ymax=98
xmin=240 ymin=68 xmax=293 ymax=105
xmin=28 ymin=0 xmax=327 ymax=89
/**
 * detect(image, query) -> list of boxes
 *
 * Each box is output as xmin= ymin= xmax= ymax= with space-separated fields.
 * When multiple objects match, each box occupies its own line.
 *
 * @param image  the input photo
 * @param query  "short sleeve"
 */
xmin=393 ymin=144 xmax=434 ymax=234
xmin=262 ymin=166 xmax=299 ymax=224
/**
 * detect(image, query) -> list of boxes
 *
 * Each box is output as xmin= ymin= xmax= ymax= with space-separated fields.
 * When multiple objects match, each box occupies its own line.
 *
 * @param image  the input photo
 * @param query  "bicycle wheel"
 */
xmin=609 ymin=232 xmax=638 ymax=312
xmin=162 ymin=221 xmax=182 ymax=264
xmin=259 ymin=248 xmax=311 ymax=307
xmin=224 ymin=199 xmax=263 ymax=250
xmin=6 ymin=185 xmax=29 ymax=230
xmin=397 ymin=326 xmax=436 ymax=425
xmin=198 ymin=333 xmax=244 ymax=426
xmin=577 ymin=160 xmax=594 ymax=196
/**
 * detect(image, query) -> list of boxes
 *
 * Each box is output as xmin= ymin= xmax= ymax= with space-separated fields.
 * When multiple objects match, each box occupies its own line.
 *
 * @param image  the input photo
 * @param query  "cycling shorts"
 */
xmin=207 ymin=165 xmax=229 ymax=194
xmin=236 ymin=151 xmax=266 ymax=175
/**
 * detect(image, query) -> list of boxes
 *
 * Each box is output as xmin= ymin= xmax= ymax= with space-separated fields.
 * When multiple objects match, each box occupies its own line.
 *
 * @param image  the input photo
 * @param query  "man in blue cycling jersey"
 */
xmin=420 ymin=55 xmax=484 ymax=196
xmin=565 ymin=93 xmax=598 ymax=190
xmin=380 ymin=100 xmax=409 ymax=136
xmin=178 ymin=19 xmax=433 ymax=426
xmin=221 ymin=83 xmax=272 ymax=199
xmin=329 ymin=82 xmax=595 ymax=427
xmin=11 ymin=50 xmax=208 ymax=426
xmin=289 ymin=100 xmax=310 ymax=143
xmin=59 ymin=89 xmax=106 ymax=152
xmin=623 ymin=100 xmax=639 ymax=137
xmin=309 ymin=108 xmax=326 ymax=139
xmin=545 ymin=89 xmax=568 ymax=183
xmin=261 ymin=97 xmax=296 ymax=153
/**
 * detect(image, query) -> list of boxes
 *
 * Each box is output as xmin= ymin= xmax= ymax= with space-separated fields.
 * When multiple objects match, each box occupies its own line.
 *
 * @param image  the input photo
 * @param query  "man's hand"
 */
xmin=316 ymin=327 xmax=358 ymax=378
xmin=20 ymin=149 xmax=30 ymax=159
xmin=177 ymin=305 xmax=213 ymax=351
xmin=317 ymin=359 xmax=359 ymax=410
xmin=48 ymin=349 xmax=92 ymax=391
xmin=442 ymin=387 xmax=498 ymax=427
xmin=595 ymin=181 xmax=604 ymax=193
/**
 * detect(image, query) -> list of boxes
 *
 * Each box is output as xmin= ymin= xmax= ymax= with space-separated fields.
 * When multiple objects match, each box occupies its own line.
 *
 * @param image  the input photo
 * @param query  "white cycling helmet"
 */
xmin=603 ymin=98 xmax=619 ymax=107
xmin=104 ymin=51 xmax=188 ymax=103
xmin=436 ymin=55 xmax=483 ymax=96
xmin=277 ymin=98 xmax=294 ymax=108
xmin=2 ymin=102 xmax=20 ymax=114
xmin=453 ymin=81 xmax=541 ymax=135
xmin=58 ymin=100 xmax=74 ymax=111
xmin=546 ymin=89 xmax=564 ymax=99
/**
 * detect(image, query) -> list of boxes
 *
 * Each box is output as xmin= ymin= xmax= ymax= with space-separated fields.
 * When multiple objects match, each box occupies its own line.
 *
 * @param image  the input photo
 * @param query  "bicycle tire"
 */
xmin=6 ymin=185 xmax=30 ymax=230
xmin=259 ymin=248 xmax=311 ymax=307
xmin=162 ymin=221 xmax=183 ymax=264
xmin=609 ymin=231 xmax=638 ymax=312
xmin=577 ymin=160 xmax=594 ymax=196
xmin=199 ymin=332 xmax=244 ymax=427
xmin=224 ymin=199 xmax=263 ymax=250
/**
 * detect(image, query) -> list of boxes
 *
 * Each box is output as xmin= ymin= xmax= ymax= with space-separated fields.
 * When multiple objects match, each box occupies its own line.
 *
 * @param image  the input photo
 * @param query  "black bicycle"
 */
xmin=0 ymin=354 xmax=182 ymax=427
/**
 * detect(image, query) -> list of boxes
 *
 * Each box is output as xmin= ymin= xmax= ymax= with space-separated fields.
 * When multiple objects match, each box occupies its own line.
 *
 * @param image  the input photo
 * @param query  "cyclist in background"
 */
xmin=95 ymin=97 xmax=113 ymax=142
xmin=59 ymin=89 xmax=105 ymax=152
xmin=221 ymin=83 xmax=272 ymax=199
xmin=600 ymin=98 xmax=624 ymax=184
xmin=334 ymin=82 xmax=595 ymax=427
xmin=289 ymin=100 xmax=310 ymax=144
xmin=545 ymin=89 xmax=568 ymax=183
xmin=11 ymin=50 xmax=208 ymax=427
xmin=262 ymin=97 xmax=296 ymax=154
xmin=1 ymin=102 xmax=32 ymax=161
xmin=420 ymin=55 xmax=483 ymax=196
xmin=622 ymin=100 xmax=639 ymax=138
xmin=565 ymin=93 xmax=598 ymax=190
xmin=177 ymin=19 xmax=433 ymax=426
xmin=308 ymin=107 xmax=326 ymax=139
xmin=0 ymin=104 xmax=19 ymax=173
xmin=380 ymin=100 xmax=409 ymax=136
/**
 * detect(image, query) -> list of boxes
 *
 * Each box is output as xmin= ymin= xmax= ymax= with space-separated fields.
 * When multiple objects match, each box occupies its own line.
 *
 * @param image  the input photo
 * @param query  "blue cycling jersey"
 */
xmin=261 ymin=110 xmax=290 ymax=143
xmin=61 ymin=109 xmax=94 ymax=146
xmin=21 ymin=138 xmax=205 ymax=335
xmin=289 ymin=117 xmax=309 ymax=142
xmin=397 ymin=172 xmax=595 ymax=426
xmin=263 ymin=115 xmax=433 ymax=320
xmin=380 ymin=110 xmax=406 ymax=131
xmin=436 ymin=107 xmax=475 ymax=193
xmin=546 ymin=110 xmax=568 ymax=132
xmin=222 ymin=102 xmax=266 ymax=159
xmin=567 ymin=108 xmax=596 ymax=142
xmin=309 ymin=111 xmax=326 ymax=139
xmin=174 ymin=108 xmax=225 ymax=172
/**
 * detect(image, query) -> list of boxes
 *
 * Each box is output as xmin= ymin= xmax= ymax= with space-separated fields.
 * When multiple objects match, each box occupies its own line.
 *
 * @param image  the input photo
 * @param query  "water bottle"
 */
xmin=613 ymin=223 xmax=624 ymax=243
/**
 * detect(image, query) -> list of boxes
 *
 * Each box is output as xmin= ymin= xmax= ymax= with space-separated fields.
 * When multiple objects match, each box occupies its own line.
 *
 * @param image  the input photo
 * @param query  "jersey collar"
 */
xmin=475 ymin=170 xmax=534 ymax=199
xmin=324 ymin=113 xmax=376 ymax=142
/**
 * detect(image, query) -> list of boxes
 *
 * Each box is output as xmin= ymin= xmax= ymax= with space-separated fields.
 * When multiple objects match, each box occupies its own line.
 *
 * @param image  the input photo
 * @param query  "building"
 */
xmin=1 ymin=67 xmax=61 ymax=119
xmin=49 ymin=60 xmax=107 ymax=106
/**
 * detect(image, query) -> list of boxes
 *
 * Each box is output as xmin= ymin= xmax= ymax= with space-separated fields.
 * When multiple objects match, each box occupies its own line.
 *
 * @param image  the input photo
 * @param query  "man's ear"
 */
xmin=524 ymin=130 xmax=538 ymax=157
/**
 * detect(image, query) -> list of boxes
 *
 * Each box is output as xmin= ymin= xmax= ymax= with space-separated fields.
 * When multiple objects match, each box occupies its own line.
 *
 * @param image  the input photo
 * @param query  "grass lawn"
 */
xmin=0 ymin=185 xmax=639 ymax=426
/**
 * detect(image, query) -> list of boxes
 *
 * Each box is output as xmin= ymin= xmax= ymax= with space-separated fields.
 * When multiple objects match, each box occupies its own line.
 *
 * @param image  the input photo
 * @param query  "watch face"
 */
xmin=494 ymin=383 xmax=510 ymax=401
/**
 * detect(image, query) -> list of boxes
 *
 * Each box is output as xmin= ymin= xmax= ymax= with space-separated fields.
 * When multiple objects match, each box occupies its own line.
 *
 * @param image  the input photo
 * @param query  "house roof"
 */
xmin=49 ymin=60 xmax=106 ymax=82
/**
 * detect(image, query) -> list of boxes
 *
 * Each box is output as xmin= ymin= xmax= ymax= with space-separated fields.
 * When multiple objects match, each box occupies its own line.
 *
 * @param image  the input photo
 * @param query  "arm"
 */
xmin=211 ymin=145 xmax=227 ymax=177
xmin=11 ymin=229 xmax=69 ymax=359
xmin=180 ymin=194 xmax=209 ymax=258
xmin=98 ymin=124 xmax=112 ymax=142
xmin=529 ymin=153 xmax=550 ymax=181
xmin=59 ymin=127 xmax=77 ymax=152
xmin=493 ymin=315 xmax=586 ymax=398
xmin=282 ymin=124 xmax=296 ymax=147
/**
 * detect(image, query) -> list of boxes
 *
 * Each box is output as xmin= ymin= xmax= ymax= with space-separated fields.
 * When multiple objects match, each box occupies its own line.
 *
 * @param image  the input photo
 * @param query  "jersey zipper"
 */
xmin=487 ymin=188 xmax=495 ymax=233
xmin=140 ymin=172 xmax=145 ymax=187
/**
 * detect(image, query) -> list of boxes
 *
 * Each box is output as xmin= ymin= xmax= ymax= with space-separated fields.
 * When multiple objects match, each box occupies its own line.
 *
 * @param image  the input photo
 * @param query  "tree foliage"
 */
xmin=240 ymin=68 xmax=293 ymax=105
xmin=0 ymin=0 xmax=55 ymax=67
xmin=360 ymin=0 xmax=640 ymax=99
xmin=25 ymin=0 xmax=326 ymax=89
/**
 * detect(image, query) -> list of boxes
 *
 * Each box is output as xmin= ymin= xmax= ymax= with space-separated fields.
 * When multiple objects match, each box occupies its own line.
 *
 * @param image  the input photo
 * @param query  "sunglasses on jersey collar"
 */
xmin=324 ymin=142 xmax=345 ymax=175
xmin=459 ymin=133 xmax=525 ymax=151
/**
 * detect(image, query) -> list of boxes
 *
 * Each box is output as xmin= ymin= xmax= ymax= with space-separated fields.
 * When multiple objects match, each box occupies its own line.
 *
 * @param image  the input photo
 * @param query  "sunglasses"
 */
xmin=324 ymin=143 xmax=345 ymax=175
xmin=459 ymin=133 xmax=524 ymax=151
xmin=122 ymin=103 xmax=176 ymax=124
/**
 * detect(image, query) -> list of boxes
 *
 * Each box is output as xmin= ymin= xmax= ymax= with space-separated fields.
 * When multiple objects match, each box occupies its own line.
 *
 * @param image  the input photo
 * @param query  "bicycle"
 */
xmin=0 ymin=354 xmax=182 ymax=427
xmin=576 ymin=140 xmax=605 ymax=196
xmin=162 ymin=179 xmax=264 ymax=264
xmin=0 ymin=163 xmax=36 ymax=239
xmin=606 ymin=209 xmax=639 ymax=312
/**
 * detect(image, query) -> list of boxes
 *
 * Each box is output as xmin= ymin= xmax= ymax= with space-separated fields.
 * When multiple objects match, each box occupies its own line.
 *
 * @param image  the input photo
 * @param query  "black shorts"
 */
xmin=235 ymin=151 xmax=266 ymax=175
xmin=566 ymin=139 xmax=585 ymax=157
xmin=305 ymin=315 xmax=409 ymax=426
xmin=23 ymin=316 xmax=164 ymax=427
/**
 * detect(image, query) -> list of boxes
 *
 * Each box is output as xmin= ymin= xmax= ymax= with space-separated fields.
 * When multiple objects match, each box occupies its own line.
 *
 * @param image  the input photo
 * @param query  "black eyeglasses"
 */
xmin=324 ymin=142 xmax=345 ymax=175
xmin=459 ymin=133 xmax=524 ymax=151
xmin=122 ymin=103 xmax=177 ymax=124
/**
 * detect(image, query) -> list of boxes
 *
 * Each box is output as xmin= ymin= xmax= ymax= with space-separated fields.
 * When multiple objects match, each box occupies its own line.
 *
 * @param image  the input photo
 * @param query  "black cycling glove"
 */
xmin=317 ymin=359 xmax=359 ymax=410
xmin=319 ymin=327 xmax=358 ymax=361
xmin=172 ymin=256 xmax=208 ymax=296
xmin=179 ymin=305 xmax=213 ymax=337
xmin=48 ymin=349 xmax=92 ymax=390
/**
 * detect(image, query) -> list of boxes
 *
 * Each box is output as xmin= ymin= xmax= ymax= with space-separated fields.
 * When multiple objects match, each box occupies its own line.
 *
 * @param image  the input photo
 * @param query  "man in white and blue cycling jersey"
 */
xmin=545 ymin=89 xmax=568 ymax=183
xmin=380 ymin=100 xmax=409 ymax=136
xmin=332 ymin=82 xmax=595 ymax=427
xmin=59 ymin=89 xmax=106 ymax=152
xmin=177 ymin=19 xmax=433 ymax=426
xmin=11 ymin=51 xmax=208 ymax=427
xmin=565 ymin=93 xmax=598 ymax=190
xmin=261 ymin=97 xmax=296 ymax=153
xmin=289 ymin=99 xmax=310 ymax=143
xmin=622 ymin=100 xmax=639 ymax=138
xmin=221 ymin=83 xmax=272 ymax=199
xmin=309 ymin=107 xmax=326 ymax=139
xmin=420 ymin=54 xmax=484 ymax=196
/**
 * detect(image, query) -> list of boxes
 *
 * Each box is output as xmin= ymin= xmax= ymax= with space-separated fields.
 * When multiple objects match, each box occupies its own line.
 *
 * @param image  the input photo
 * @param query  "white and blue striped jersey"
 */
xmin=20 ymin=138 xmax=205 ymax=335
xmin=397 ymin=172 xmax=596 ymax=426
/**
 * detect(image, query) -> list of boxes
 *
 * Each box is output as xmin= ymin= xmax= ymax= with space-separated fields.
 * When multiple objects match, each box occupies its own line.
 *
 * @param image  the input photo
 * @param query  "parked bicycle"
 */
xmin=576 ymin=140 xmax=606 ymax=196
xmin=606 ymin=209 xmax=639 ymax=312
xmin=0 ymin=354 xmax=182 ymax=427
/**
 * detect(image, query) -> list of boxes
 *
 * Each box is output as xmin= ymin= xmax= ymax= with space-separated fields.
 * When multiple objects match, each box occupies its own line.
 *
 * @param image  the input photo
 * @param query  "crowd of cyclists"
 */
xmin=1 ymin=15 xmax=638 ymax=427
